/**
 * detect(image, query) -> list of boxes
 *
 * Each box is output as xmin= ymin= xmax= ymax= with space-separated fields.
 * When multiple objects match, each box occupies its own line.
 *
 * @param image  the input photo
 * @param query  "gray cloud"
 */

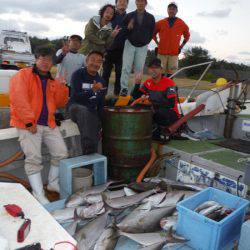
xmin=0 ymin=0 xmax=146 ymax=22
xmin=220 ymin=0 xmax=237 ymax=5
xmin=216 ymin=29 xmax=228 ymax=36
xmin=197 ymin=8 xmax=231 ymax=18
xmin=0 ymin=18 xmax=21 ymax=30
xmin=189 ymin=30 xmax=206 ymax=44
xmin=23 ymin=22 xmax=50 ymax=33
xmin=0 ymin=18 xmax=50 ymax=36
xmin=226 ymin=55 xmax=240 ymax=63
xmin=239 ymin=51 xmax=250 ymax=56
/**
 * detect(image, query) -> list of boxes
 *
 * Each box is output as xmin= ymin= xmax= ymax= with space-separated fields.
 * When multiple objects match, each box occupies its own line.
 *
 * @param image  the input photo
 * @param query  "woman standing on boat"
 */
xmin=80 ymin=4 xmax=121 ymax=56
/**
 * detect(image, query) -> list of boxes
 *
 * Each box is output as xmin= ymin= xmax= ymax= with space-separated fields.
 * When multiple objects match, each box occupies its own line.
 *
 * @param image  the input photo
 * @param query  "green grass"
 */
xmin=109 ymin=72 xmax=214 ymax=91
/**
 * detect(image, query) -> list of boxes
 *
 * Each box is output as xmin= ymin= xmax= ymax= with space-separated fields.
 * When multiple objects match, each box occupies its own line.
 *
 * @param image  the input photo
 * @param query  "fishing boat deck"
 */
xmin=115 ymin=237 xmax=193 ymax=249
xmin=165 ymin=139 xmax=248 ymax=172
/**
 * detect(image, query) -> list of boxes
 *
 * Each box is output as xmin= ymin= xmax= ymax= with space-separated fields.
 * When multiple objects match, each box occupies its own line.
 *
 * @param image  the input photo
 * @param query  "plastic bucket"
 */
xmin=72 ymin=168 xmax=93 ymax=193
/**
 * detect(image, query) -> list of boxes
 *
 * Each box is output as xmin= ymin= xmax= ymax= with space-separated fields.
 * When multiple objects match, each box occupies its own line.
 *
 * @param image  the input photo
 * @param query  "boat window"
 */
xmin=4 ymin=37 xmax=25 ymax=44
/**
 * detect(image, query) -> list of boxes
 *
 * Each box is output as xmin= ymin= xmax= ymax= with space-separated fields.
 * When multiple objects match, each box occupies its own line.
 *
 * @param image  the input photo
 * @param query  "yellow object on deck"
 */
xmin=115 ymin=95 xmax=131 ymax=107
xmin=178 ymin=97 xmax=186 ymax=103
xmin=216 ymin=78 xmax=227 ymax=87
xmin=0 ymin=93 xmax=10 ymax=107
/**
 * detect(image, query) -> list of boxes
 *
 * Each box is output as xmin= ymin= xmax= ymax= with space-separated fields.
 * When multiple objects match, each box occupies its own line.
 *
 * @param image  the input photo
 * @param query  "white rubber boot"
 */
xmin=28 ymin=172 xmax=50 ymax=205
xmin=47 ymin=166 xmax=60 ymax=193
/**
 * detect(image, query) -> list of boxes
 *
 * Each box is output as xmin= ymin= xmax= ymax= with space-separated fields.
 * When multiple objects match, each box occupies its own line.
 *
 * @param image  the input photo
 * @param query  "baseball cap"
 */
xmin=147 ymin=58 xmax=162 ymax=68
xmin=168 ymin=1 xmax=178 ymax=9
xmin=69 ymin=34 xmax=83 ymax=41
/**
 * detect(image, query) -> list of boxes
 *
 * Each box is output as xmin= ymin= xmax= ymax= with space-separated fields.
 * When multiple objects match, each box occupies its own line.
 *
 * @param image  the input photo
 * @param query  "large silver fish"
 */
xmin=142 ymin=192 xmax=166 ymax=207
xmin=144 ymin=177 xmax=207 ymax=191
xmin=64 ymin=219 xmax=80 ymax=236
xmin=74 ymin=210 xmax=111 ymax=249
xmin=119 ymin=227 xmax=188 ymax=247
xmin=160 ymin=214 xmax=178 ymax=231
xmin=138 ymin=242 xmax=165 ymax=250
xmin=84 ymin=194 xmax=103 ymax=204
xmin=155 ymin=192 xmax=185 ymax=208
xmin=103 ymin=189 xmax=126 ymax=200
xmin=65 ymin=181 xmax=114 ymax=208
xmin=104 ymin=189 xmax=158 ymax=209
xmin=93 ymin=226 xmax=119 ymax=250
xmin=124 ymin=187 xmax=137 ymax=196
xmin=117 ymin=204 xmax=175 ymax=233
xmin=51 ymin=207 xmax=78 ymax=223
xmin=76 ymin=202 xmax=105 ymax=219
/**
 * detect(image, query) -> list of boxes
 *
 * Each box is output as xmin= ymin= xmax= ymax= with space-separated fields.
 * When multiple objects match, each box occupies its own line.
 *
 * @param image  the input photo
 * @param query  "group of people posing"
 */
xmin=9 ymin=0 xmax=190 ymax=204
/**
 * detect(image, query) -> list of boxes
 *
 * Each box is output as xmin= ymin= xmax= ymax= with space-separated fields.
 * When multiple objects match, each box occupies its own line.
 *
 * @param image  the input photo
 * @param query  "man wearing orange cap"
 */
xmin=154 ymin=2 xmax=190 ymax=77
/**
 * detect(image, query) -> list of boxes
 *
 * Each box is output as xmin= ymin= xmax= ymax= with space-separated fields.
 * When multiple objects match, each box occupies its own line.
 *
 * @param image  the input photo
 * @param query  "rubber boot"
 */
xmin=47 ymin=166 xmax=60 ymax=193
xmin=28 ymin=172 xmax=50 ymax=205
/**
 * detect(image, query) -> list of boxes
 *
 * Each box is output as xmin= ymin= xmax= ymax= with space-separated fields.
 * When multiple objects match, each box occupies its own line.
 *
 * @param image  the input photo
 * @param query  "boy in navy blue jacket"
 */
xmin=68 ymin=51 xmax=106 ymax=154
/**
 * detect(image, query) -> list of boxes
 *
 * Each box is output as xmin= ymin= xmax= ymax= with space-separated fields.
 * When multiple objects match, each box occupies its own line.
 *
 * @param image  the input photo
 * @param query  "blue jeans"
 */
xmin=120 ymin=39 xmax=148 ymax=91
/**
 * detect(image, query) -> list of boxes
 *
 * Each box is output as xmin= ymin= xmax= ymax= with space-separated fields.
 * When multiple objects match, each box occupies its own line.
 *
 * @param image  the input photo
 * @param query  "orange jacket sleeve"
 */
xmin=9 ymin=71 xmax=36 ymax=125
xmin=183 ymin=22 xmax=190 ymax=42
xmin=54 ymin=80 xmax=69 ymax=108
xmin=153 ymin=21 xmax=161 ymax=44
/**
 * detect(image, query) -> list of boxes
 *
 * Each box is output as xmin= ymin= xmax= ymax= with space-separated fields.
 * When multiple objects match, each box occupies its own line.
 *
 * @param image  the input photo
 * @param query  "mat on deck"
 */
xmin=215 ymin=139 xmax=250 ymax=154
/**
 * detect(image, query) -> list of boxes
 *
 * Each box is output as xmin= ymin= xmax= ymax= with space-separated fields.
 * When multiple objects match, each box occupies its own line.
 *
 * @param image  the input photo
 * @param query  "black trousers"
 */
xmin=68 ymin=104 xmax=101 ymax=155
xmin=102 ymin=48 xmax=123 ymax=95
xmin=153 ymin=108 xmax=179 ymax=127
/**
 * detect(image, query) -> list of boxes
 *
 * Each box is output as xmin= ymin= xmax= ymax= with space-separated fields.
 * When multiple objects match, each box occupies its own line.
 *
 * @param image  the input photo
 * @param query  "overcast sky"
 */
xmin=0 ymin=0 xmax=249 ymax=64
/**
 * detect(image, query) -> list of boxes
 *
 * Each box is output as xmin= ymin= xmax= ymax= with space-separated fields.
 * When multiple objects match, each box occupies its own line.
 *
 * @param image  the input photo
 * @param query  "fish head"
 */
xmin=65 ymin=194 xmax=84 ymax=208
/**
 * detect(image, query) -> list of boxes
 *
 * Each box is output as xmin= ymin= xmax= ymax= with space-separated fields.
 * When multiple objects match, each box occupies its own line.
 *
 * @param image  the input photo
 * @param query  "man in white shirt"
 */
xmin=55 ymin=35 xmax=86 ymax=88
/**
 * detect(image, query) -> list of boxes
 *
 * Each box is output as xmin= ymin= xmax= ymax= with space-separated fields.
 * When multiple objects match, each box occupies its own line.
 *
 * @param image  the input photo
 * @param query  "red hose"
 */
xmin=136 ymin=147 xmax=157 ymax=183
xmin=0 ymin=151 xmax=24 ymax=168
xmin=166 ymin=104 xmax=206 ymax=135
xmin=0 ymin=172 xmax=30 ymax=188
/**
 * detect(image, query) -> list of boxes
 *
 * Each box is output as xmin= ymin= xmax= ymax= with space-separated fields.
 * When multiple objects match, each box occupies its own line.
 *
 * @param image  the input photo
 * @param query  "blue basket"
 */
xmin=176 ymin=187 xmax=249 ymax=250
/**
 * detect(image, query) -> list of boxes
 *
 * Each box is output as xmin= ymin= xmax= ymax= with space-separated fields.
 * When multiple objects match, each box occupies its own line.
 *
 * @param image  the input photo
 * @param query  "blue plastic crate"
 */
xmin=176 ymin=187 xmax=249 ymax=250
xmin=59 ymin=154 xmax=107 ymax=199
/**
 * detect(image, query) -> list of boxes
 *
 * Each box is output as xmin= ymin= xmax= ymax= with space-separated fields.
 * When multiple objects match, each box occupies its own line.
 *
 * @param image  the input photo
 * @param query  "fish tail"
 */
xmin=166 ymin=226 xmax=189 ymax=244
xmin=73 ymin=208 xmax=81 ymax=221
xmin=178 ymin=193 xmax=186 ymax=203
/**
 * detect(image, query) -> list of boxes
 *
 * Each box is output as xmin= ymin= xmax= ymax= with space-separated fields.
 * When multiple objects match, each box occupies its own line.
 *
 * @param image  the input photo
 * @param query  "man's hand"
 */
xmin=27 ymin=125 xmax=37 ymax=134
xmin=92 ymin=81 xmax=103 ymax=93
xmin=111 ymin=26 xmax=121 ymax=37
xmin=62 ymin=41 xmax=70 ymax=55
xmin=127 ymin=19 xmax=134 ymax=30
xmin=135 ymin=72 xmax=142 ymax=84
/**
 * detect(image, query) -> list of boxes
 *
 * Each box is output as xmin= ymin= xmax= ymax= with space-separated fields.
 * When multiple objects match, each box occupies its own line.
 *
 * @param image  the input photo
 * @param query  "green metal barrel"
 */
xmin=102 ymin=107 xmax=152 ymax=182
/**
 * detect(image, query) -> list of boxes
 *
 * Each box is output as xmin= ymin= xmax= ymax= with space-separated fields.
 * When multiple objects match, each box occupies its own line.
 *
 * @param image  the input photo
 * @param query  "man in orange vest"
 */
xmin=9 ymin=46 xmax=69 ymax=204
xmin=154 ymin=2 xmax=190 ymax=77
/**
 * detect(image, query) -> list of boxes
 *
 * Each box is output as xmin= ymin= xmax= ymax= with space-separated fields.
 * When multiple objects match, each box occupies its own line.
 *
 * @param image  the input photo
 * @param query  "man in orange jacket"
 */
xmin=154 ymin=2 xmax=190 ymax=77
xmin=9 ymin=46 xmax=69 ymax=205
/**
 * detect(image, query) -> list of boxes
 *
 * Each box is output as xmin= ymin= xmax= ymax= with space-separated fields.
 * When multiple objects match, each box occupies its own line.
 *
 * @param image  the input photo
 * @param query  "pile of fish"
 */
xmin=49 ymin=178 xmax=207 ymax=250
xmin=194 ymin=201 xmax=234 ymax=222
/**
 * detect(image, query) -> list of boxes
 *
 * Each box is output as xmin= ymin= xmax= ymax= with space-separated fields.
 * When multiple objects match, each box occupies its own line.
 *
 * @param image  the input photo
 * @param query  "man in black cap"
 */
xmin=55 ymin=35 xmax=86 ymax=88
xmin=132 ymin=58 xmax=180 ymax=141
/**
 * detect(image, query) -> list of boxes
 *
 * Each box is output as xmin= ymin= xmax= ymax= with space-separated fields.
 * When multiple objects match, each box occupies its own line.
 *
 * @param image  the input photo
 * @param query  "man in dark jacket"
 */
xmin=102 ymin=0 xmax=129 ymax=96
xmin=68 ymin=51 xmax=106 ymax=154
xmin=119 ymin=0 xmax=155 ymax=96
